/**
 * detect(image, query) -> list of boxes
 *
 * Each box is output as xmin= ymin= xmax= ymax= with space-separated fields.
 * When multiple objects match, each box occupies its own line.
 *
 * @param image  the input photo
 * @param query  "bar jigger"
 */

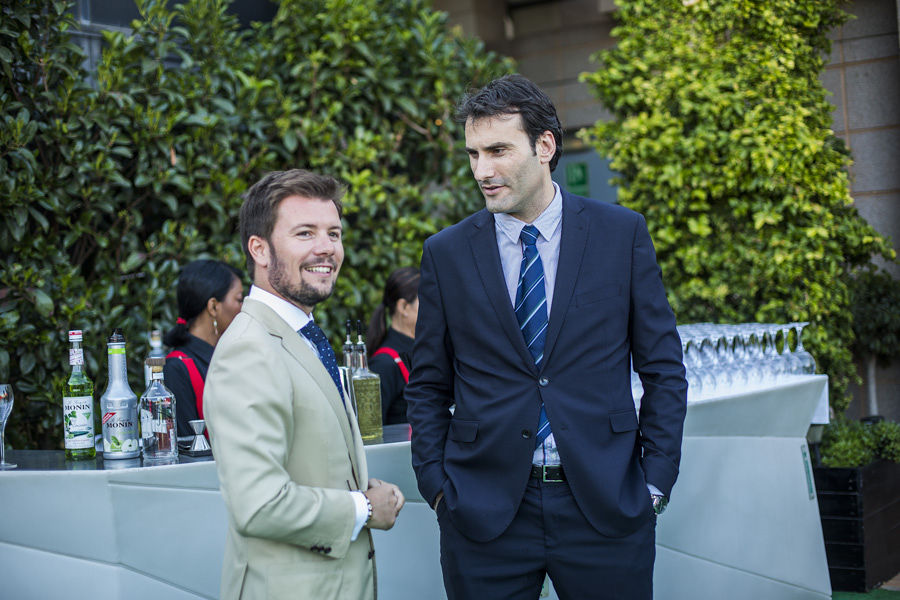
xmin=187 ymin=419 xmax=211 ymax=456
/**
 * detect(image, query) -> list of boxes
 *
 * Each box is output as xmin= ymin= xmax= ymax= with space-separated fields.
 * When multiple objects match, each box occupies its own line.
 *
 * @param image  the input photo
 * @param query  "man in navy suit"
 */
xmin=406 ymin=74 xmax=688 ymax=599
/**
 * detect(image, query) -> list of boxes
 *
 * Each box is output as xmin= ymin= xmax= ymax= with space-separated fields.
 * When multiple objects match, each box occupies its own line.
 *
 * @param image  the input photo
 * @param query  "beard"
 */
xmin=267 ymin=245 xmax=337 ymax=309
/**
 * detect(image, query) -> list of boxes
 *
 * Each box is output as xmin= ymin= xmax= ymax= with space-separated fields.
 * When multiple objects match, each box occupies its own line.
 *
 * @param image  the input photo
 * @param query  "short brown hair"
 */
xmin=239 ymin=169 xmax=345 ymax=277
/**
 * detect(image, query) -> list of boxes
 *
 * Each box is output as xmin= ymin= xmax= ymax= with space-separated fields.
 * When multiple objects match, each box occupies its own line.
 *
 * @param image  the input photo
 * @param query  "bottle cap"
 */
xmin=68 ymin=330 xmax=83 ymax=342
xmin=145 ymin=357 xmax=166 ymax=368
xmin=108 ymin=328 xmax=126 ymax=344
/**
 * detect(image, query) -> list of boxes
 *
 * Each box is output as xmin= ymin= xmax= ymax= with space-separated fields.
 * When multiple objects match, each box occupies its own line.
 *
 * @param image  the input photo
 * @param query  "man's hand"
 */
xmin=364 ymin=478 xmax=405 ymax=530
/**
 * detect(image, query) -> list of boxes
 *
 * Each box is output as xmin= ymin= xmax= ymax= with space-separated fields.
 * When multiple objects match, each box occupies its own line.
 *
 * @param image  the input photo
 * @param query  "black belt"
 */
xmin=530 ymin=464 xmax=566 ymax=483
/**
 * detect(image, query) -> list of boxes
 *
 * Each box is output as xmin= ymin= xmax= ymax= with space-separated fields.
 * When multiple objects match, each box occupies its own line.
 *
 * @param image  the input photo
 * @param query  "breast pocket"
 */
xmin=576 ymin=284 xmax=622 ymax=307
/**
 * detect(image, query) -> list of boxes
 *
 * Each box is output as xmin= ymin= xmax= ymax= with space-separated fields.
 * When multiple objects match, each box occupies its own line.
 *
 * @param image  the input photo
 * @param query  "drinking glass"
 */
xmin=792 ymin=322 xmax=816 ymax=374
xmin=0 ymin=384 xmax=17 ymax=470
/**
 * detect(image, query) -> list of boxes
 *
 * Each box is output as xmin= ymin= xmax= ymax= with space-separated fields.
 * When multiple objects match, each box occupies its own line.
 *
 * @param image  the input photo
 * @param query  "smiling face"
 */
xmin=464 ymin=113 xmax=557 ymax=223
xmin=249 ymin=195 xmax=344 ymax=314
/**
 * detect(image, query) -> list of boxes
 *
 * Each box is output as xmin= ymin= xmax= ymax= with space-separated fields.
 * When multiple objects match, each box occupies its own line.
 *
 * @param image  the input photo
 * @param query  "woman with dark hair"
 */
xmin=366 ymin=266 xmax=420 ymax=425
xmin=163 ymin=259 xmax=244 ymax=437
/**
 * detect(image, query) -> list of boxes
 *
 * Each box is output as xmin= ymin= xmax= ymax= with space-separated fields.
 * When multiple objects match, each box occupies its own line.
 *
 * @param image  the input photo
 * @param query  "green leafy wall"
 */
xmin=0 ymin=0 xmax=511 ymax=449
xmin=580 ymin=0 xmax=895 ymax=412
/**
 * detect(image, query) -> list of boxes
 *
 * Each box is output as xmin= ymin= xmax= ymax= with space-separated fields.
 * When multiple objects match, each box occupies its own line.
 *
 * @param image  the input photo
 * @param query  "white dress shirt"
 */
xmin=493 ymin=183 xmax=563 ymax=467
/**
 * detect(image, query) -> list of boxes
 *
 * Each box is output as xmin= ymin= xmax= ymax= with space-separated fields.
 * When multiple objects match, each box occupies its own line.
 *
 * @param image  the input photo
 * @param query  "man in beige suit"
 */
xmin=205 ymin=169 xmax=405 ymax=600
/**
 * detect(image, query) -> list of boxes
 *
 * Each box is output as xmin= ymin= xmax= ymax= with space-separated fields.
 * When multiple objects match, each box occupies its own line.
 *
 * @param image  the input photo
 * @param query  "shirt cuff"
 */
xmin=647 ymin=483 xmax=664 ymax=497
xmin=350 ymin=491 xmax=369 ymax=541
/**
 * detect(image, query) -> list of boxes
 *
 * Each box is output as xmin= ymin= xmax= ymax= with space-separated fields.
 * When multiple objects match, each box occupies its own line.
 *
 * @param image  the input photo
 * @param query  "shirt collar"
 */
xmin=494 ymin=181 xmax=563 ymax=244
xmin=248 ymin=285 xmax=314 ymax=332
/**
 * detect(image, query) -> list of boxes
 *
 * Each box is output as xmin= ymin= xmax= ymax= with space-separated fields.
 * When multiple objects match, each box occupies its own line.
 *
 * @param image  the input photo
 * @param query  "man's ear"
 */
xmin=248 ymin=235 xmax=270 ymax=270
xmin=536 ymin=130 xmax=556 ymax=165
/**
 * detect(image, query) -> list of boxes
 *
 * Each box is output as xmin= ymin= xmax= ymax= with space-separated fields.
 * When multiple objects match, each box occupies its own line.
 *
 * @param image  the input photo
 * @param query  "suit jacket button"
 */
xmin=325 ymin=547 xmax=332 ymax=554
xmin=521 ymin=429 xmax=532 ymax=438
xmin=368 ymin=549 xmax=375 ymax=559
xmin=539 ymin=377 xmax=549 ymax=387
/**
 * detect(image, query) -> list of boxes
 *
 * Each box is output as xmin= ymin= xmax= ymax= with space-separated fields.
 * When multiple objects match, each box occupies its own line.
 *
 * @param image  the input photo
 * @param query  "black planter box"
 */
xmin=813 ymin=459 xmax=900 ymax=592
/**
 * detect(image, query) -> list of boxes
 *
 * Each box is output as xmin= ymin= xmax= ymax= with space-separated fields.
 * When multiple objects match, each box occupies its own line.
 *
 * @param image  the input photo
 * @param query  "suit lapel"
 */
xmin=468 ymin=210 xmax=538 ymax=373
xmin=241 ymin=299 xmax=362 ymax=488
xmin=543 ymin=193 xmax=588 ymax=367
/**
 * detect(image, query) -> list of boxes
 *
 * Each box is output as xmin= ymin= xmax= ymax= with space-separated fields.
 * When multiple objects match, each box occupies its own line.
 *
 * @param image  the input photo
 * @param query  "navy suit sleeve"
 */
xmin=405 ymin=242 xmax=454 ymax=507
xmin=629 ymin=214 xmax=687 ymax=498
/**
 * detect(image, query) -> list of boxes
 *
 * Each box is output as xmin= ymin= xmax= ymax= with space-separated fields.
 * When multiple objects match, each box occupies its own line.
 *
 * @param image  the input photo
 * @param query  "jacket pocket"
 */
xmin=267 ymin=563 xmax=343 ymax=600
xmin=448 ymin=419 xmax=478 ymax=442
xmin=609 ymin=409 xmax=639 ymax=433
xmin=576 ymin=284 xmax=621 ymax=307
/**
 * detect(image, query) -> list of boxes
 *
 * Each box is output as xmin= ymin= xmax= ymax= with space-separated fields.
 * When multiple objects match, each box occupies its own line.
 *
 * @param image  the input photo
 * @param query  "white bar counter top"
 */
xmin=0 ymin=376 xmax=831 ymax=599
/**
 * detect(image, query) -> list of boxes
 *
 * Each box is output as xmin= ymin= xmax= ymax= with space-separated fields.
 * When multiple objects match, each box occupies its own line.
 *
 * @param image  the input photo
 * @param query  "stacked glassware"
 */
xmin=631 ymin=322 xmax=816 ymax=403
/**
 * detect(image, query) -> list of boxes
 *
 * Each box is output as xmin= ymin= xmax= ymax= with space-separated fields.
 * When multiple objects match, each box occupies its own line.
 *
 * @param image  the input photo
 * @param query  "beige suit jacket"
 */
xmin=205 ymin=298 xmax=375 ymax=600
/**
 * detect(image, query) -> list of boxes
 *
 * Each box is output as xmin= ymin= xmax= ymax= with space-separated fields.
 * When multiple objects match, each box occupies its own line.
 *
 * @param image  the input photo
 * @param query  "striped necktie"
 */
xmin=515 ymin=224 xmax=551 ymax=447
xmin=299 ymin=321 xmax=345 ymax=404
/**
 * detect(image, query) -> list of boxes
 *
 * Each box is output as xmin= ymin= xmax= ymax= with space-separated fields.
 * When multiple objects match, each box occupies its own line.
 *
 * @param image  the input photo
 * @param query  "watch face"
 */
xmin=652 ymin=495 xmax=668 ymax=515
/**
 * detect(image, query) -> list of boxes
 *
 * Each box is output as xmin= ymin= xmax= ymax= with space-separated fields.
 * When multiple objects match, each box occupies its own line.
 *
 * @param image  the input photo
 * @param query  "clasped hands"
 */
xmin=363 ymin=478 xmax=405 ymax=530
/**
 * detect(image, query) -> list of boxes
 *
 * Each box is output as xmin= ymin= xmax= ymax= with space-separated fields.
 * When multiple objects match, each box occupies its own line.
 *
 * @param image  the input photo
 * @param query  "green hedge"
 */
xmin=0 ymin=0 xmax=511 ymax=449
xmin=580 ymin=0 xmax=896 ymax=412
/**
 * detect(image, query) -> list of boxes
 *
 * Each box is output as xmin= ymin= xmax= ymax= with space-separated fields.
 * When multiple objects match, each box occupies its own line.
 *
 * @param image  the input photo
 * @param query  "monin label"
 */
xmin=63 ymin=395 xmax=95 ymax=449
xmin=101 ymin=405 xmax=140 ymax=458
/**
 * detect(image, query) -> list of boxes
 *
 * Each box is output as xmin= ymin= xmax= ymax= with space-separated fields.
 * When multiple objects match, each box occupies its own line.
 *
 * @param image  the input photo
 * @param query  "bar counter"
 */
xmin=0 ymin=377 xmax=831 ymax=600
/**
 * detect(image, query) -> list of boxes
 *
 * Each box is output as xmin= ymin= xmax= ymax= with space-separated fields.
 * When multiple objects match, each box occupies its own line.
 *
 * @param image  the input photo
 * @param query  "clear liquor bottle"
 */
xmin=140 ymin=357 xmax=178 ymax=461
xmin=143 ymin=329 xmax=166 ymax=389
xmin=351 ymin=321 xmax=383 ymax=444
xmin=339 ymin=319 xmax=357 ymax=414
xmin=63 ymin=330 xmax=96 ymax=460
xmin=100 ymin=329 xmax=140 ymax=460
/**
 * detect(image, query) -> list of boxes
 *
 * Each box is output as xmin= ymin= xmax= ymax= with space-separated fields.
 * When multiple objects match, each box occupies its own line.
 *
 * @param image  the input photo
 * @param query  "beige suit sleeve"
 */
xmin=204 ymin=316 xmax=357 ymax=558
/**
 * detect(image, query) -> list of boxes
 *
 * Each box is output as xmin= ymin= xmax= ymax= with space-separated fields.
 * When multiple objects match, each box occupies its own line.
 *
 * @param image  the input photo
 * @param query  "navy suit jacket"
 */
xmin=406 ymin=191 xmax=687 ymax=542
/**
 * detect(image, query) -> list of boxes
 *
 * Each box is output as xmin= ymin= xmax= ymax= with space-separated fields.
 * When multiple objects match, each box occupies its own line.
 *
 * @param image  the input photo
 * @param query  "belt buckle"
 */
xmin=542 ymin=465 xmax=563 ymax=483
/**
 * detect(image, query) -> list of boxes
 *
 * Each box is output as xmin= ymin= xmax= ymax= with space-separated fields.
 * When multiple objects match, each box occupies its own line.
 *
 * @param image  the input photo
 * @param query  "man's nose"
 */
xmin=313 ymin=235 xmax=336 ymax=255
xmin=472 ymin=157 xmax=495 ymax=181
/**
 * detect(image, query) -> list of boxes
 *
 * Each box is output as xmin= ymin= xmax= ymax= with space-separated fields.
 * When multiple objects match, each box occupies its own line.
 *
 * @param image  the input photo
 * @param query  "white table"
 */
xmin=0 ymin=376 xmax=831 ymax=599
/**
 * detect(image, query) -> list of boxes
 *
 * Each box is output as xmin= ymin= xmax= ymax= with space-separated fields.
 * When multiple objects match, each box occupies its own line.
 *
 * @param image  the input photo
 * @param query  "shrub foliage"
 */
xmin=0 ymin=0 xmax=511 ymax=449
xmin=580 ymin=0 xmax=895 ymax=411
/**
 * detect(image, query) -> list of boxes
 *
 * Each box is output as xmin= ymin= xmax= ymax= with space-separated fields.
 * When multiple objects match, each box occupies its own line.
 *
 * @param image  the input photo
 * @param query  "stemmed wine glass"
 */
xmin=0 ymin=384 xmax=17 ymax=470
xmin=791 ymin=322 xmax=817 ymax=374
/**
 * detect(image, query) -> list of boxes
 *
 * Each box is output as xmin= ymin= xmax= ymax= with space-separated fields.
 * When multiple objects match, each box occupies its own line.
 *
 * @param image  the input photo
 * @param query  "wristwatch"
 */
xmin=364 ymin=495 xmax=374 ymax=526
xmin=651 ymin=494 xmax=668 ymax=515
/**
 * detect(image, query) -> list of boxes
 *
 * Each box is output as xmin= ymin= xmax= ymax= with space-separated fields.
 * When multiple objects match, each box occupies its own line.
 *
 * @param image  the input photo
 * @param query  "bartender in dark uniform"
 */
xmin=163 ymin=259 xmax=243 ymax=436
xmin=365 ymin=267 xmax=419 ymax=425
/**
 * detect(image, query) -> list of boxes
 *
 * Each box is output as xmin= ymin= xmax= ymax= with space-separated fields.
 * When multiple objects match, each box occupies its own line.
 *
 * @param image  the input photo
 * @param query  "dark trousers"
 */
xmin=437 ymin=478 xmax=656 ymax=600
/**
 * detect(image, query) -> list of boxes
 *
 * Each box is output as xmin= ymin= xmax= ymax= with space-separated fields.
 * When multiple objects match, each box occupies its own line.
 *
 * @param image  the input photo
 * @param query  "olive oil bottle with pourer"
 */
xmin=63 ymin=330 xmax=96 ymax=460
xmin=351 ymin=320 xmax=383 ymax=444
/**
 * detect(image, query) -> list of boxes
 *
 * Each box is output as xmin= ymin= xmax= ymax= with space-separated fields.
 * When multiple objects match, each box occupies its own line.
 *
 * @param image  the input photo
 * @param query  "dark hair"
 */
xmin=366 ymin=267 xmax=420 ymax=355
xmin=163 ymin=260 xmax=243 ymax=348
xmin=455 ymin=74 xmax=563 ymax=172
xmin=240 ymin=169 xmax=345 ymax=278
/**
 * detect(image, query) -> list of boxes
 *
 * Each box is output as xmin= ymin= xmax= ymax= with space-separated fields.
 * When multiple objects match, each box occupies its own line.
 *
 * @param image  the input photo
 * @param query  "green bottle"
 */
xmin=63 ymin=330 xmax=96 ymax=460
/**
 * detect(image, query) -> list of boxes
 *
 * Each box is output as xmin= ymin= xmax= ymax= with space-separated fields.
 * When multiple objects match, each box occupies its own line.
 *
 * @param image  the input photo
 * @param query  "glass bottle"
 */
xmin=339 ymin=319 xmax=357 ymax=414
xmin=140 ymin=357 xmax=178 ymax=461
xmin=100 ymin=329 xmax=140 ymax=459
xmin=63 ymin=330 xmax=96 ymax=460
xmin=351 ymin=321 xmax=383 ymax=444
xmin=143 ymin=329 xmax=166 ymax=389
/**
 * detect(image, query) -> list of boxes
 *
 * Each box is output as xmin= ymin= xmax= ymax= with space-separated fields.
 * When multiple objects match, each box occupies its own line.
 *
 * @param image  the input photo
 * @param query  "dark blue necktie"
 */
xmin=300 ymin=321 xmax=345 ymax=403
xmin=515 ymin=225 xmax=551 ymax=447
